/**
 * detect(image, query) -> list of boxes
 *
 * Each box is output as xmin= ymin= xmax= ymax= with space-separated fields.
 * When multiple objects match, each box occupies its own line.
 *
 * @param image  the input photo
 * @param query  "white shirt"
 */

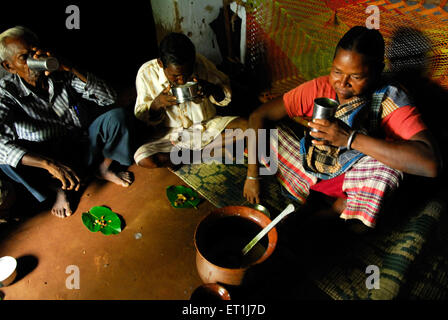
xmin=134 ymin=54 xmax=232 ymax=128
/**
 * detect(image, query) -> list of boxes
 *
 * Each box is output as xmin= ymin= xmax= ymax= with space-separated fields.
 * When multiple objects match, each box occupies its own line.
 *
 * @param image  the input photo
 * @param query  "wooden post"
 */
xmin=223 ymin=0 xmax=234 ymax=59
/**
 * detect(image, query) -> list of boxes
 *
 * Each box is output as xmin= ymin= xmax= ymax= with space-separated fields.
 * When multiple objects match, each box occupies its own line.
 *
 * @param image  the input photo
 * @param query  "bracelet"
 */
xmin=246 ymin=176 xmax=261 ymax=180
xmin=346 ymin=130 xmax=358 ymax=151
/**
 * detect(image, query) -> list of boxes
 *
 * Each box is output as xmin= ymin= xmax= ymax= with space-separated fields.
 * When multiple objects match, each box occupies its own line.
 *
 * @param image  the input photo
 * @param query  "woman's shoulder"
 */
xmin=287 ymin=75 xmax=331 ymax=94
xmin=375 ymin=79 xmax=413 ymax=107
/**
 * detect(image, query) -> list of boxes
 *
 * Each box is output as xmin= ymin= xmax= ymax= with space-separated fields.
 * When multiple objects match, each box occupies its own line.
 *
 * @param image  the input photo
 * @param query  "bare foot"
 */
xmin=97 ymin=158 xmax=134 ymax=187
xmin=97 ymin=169 xmax=134 ymax=187
xmin=137 ymin=153 xmax=181 ymax=170
xmin=52 ymin=189 xmax=72 ymax=218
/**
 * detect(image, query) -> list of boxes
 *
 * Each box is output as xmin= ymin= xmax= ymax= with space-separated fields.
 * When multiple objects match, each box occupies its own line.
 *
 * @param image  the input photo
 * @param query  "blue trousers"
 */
xmin=0 ymin=108 xmax=134 ymax=202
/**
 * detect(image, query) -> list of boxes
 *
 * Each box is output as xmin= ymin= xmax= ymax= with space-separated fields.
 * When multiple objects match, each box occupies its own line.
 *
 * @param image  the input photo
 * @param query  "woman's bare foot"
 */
xmin=52 ymin=189 xmax=72 ymax=218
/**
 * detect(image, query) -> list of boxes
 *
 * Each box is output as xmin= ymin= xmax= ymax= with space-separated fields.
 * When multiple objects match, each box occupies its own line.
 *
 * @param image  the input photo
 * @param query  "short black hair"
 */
xmin=159 ymin=32 xmax=196 ymax=68
xmin=335 ymin=26 xmax=385 ymax=70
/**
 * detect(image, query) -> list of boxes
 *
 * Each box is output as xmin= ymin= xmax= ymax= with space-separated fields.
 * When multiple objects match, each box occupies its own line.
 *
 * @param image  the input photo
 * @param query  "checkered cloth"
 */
xmin=273 ymin=124 xmax=403 ymax=228
xmin=342 ymin=156 xmax=403 ymax=227
xmin=305 ymin=97 xmax=368 ymax=175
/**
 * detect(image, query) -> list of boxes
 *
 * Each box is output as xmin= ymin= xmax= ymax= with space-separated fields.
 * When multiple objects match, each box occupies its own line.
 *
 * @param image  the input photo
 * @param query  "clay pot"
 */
xmin=190 ymin=283 xmax=231 ymax=301
xmin=194 ymin=206 xmax=278 ymax=286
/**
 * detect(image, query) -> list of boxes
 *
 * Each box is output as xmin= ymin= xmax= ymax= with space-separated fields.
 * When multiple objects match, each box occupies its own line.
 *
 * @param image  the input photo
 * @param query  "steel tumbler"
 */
xmin=310 ymin=97 xmax=339 ymax=133
xmin=26 ymin=56 xmax=60 ymax=72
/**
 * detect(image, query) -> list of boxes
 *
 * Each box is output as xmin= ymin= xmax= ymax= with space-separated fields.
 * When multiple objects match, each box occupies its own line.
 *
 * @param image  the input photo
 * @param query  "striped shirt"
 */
xmin=0 ymin=72 xmax=117 ymax=167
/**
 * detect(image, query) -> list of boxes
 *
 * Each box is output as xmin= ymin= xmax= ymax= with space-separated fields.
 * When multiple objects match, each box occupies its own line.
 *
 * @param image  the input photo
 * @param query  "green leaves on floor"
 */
xmin=166 ymin=185 xmax=201 ymax=210
xmin=82 ymin=206 xmax=122 ymax=235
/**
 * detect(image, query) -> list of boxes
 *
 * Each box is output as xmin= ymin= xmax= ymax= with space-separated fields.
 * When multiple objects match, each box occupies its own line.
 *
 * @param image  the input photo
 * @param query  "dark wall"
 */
xmin=1 ymin=1 xmax=158 ymax=91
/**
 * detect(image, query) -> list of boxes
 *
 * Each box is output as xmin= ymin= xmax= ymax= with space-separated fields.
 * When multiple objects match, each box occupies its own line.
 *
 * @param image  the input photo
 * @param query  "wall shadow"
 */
xmin=385 ymin=26 xmax=448 ymax=179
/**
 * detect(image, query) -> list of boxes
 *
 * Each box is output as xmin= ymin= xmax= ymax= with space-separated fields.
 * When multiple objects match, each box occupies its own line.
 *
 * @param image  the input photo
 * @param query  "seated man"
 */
xmin=244 ymin=26 xmax=441 ymax=230
xmin=0 ymin=26 xmax=135 ymax=218
xmin=134 ymin=32 xmax=247 ymax=168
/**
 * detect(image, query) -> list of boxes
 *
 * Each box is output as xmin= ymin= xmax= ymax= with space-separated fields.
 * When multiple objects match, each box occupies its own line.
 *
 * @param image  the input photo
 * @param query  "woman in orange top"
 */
xmin=244 ymin=26 xmax=441 ymax=229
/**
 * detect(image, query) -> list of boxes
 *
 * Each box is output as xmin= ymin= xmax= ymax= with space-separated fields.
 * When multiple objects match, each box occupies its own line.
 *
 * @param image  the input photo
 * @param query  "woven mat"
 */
xmin=172 ymin=162 xmax=289 ymax=214
xmin=173 ymin=162 xmax=448 ymax=299
xmin=310 ymin=197 xmax=446 ymax=300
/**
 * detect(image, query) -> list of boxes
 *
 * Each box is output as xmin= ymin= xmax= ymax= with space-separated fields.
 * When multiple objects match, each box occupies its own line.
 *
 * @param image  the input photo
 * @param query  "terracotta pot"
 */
xmin=194 ymin=206 xmax=278 ymax=286
xmin=190 ymin=283 xmax=231 ymax=301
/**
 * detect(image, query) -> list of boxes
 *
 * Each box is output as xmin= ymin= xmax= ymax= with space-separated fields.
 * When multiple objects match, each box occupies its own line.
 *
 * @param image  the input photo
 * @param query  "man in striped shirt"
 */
xmin=0 ymin=26 xmax=135 ymax=218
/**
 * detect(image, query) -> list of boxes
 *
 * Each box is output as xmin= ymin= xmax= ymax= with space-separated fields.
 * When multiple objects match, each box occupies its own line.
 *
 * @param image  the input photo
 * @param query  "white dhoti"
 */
xmin=134 ymin=116 xmax=238 ymax=163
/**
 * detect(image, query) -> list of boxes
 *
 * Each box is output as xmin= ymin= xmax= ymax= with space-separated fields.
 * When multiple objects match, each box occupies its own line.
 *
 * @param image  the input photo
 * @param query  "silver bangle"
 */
xmin=246 ymin=176 xmax=261 ymax=180
xmin=347 ymin=130 xmax=358 ymax=151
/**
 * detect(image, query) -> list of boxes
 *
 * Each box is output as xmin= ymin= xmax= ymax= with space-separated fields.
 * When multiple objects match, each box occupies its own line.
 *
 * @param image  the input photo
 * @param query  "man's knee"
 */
xmin=226 ymin=117 xmax=248 ymax=131
xmin=103 ymin=108 xmax=131 ymax=128
xmin=92 ymin=108 xmax=134 ymax=139
xmin=0 ymin=180 xmax=16 ymax=212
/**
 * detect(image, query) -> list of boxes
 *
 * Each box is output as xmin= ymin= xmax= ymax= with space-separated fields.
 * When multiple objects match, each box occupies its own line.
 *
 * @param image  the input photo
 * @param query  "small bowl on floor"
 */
xmin=0 ymin=256 xmax=17 ymax=287
xmin=190 ymin=283 xmax=231 ymax=301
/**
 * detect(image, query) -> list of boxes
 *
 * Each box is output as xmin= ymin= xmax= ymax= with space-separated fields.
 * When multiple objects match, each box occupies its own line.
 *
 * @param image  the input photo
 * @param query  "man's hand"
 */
xmin=44 ymin=160 xmax=81 ymax=191
xmin=193 ymin=78 xmax=225 ymax=102
xmin=21 ymin=153 xmax=81 ymax=191
xmin=151 ymin=85 xmax=178 ymax=111
xmin=243 ymin=179 xmax=261 ymax=204
xmin=308 ymin=118 xmax=352 ymax=147
xmin=30 ymin=46 xmax=91 ymax=83
xmin=30 ymin=47 xmax=72 ymax=75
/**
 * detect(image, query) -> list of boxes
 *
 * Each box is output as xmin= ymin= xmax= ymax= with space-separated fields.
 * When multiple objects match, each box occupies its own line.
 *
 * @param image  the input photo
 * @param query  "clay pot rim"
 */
xmin=194 ymin=205 xmax=278 ymax=271
xmin=191 ymin=283 xmax=232 ymax=300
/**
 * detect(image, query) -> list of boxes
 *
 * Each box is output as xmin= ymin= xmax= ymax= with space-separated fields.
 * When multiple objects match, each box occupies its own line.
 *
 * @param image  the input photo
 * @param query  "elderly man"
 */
xmin=0 ymin=26 xmax=135 ymax=218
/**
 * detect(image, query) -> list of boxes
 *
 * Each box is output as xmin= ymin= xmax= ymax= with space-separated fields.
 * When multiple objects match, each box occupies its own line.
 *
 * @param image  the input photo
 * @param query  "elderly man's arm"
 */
xmin=64 ymin=64 xmax=117 ymax=106
xmin=0 ymin=142 xmax=81 ymax=193
xmin=19 ymin=153 xmax=81 ymax=191
xmin=39 ymin=48 xmax=117 ymax=107
xmin=0 ymin=100 xmax=81 ymax=191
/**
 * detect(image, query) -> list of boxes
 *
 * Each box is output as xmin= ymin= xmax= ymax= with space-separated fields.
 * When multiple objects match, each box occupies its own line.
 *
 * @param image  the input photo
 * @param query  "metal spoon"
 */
xmin=242 ymin=203 xmax=295 ymax=256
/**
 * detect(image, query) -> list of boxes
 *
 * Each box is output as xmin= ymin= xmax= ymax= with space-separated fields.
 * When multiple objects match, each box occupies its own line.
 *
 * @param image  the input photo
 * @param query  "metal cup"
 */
xmin=310 ymin=97 xmax=339 ymax=134
xmin=26 ymin=56 xmax=60 ymax=72
xmin=171 ymin=81 xmax=200 ymax=103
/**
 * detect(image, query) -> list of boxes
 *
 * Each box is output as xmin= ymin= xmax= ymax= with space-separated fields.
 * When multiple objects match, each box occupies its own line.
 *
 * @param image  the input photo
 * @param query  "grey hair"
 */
xmin=0 ymin=26 xmax=39 ymax=63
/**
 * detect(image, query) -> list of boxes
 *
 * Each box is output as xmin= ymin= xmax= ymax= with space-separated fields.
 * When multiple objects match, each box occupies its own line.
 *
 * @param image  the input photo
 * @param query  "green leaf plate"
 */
xmin=166 ymin=185 xmax=201 ymax=209
xmin=82 ymin=206 xmax=122 ymax=235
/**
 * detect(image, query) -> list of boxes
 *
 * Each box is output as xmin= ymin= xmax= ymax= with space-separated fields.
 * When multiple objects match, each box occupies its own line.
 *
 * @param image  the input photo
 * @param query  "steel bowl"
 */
xmin=0 ymin=256 xmax=17 ymax=288
xmin=171 ymin=81 xmax=199 ymax=103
